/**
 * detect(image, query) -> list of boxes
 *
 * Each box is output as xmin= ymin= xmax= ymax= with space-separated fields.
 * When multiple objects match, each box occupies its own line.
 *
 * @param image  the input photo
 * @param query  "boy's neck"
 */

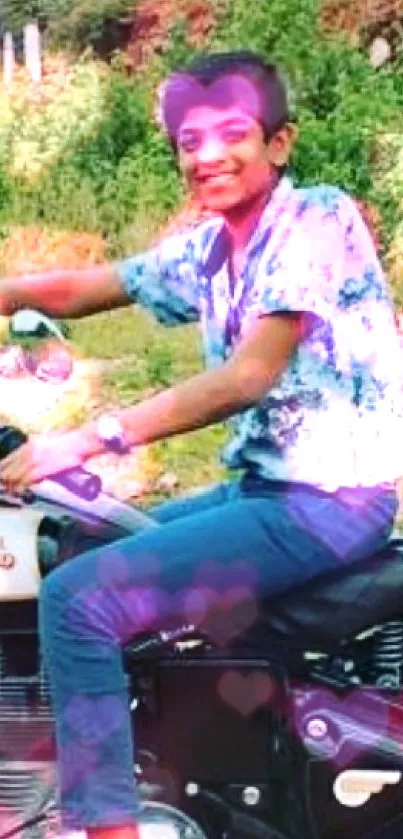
xmin=224 ymin=173 xmax=280 ymax=252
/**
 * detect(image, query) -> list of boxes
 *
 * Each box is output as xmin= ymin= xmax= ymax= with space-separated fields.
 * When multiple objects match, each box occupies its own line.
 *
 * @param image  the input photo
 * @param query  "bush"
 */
xmin=0 ymin=1 xmax=41 ymax=34
xmin=0 ymin=56 xmax=181 ymax=250
xmin=209 ymin=0 xmax=403 ymax=254
xmin=0 ymin=0 xmax=73 ymax=34
xmin=1 ymin=0 xmax=403 ymax=281
xmin=45 ymin=0 xmax=134 ymax=52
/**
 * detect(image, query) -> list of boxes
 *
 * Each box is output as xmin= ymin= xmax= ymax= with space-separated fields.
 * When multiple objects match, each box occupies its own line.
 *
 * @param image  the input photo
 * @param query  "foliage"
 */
xmin=44 ymin=0 xmax=135 ymax=51
xmin=380 ymin=131 xmax=403 ymax=302
xmin=1 ymin=0 xmax=402 ymax=257
xmin=0 ymin=0 xmax=133 ymax=43
xmin=0 ymin=56 xmax=181 ymax=252
xmin=0 ymin=0 xmax=71 ymax=33
xmin=209 ymin=0 xmax=403 ymax=254
xmin=0 ymin=0 xmax=41 ymax=33
xmin=0 ymin=226 xmax=106 ymax=274
xmin=1 ymin=0 xmax=403 ymax=494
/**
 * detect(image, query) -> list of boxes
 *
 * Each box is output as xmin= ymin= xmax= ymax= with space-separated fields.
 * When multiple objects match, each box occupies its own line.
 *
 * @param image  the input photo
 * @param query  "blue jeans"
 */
xmin=38 ymin=478 xmax=397 ymax=829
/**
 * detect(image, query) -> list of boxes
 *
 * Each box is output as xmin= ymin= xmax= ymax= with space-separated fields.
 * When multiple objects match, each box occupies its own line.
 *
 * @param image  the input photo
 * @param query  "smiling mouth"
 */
xmin=198 ymin=173 xmax=238 ymax=186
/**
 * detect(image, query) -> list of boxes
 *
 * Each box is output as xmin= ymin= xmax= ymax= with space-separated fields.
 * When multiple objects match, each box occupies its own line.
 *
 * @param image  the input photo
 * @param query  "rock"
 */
xmin=369 ymin=36 xmax=391 ymax=68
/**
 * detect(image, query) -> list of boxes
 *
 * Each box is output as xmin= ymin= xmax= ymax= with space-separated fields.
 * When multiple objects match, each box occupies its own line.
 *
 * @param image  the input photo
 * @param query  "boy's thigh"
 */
xmin=47 ymin=491 xmax=334 ymax=642
xmin=149 ymin=480 xmax=241 ymax=524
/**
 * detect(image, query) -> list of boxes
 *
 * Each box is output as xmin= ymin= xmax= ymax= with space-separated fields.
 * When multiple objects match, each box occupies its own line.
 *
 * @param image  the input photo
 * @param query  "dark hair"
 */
xmin=158 ymin=50 xmax=291 ymax=152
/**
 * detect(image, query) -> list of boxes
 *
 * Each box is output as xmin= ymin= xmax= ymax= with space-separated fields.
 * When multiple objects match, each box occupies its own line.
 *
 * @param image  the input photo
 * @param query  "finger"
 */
xmin=0 ymin=452 xmax=26 ymax=476
xmin=0 ymin=451 xmax=20 ymax=471
xmin=0 ymin=454 xmax=25 ymax=473
xmin=1 ymin=471 xmax=33 ymax=492
xmin=0 ymin=468 xmax=30 ymax=490
xmin=0 ymin=464 xmax=25 ymax=485
xmin=0 ymin=448 xmax=35 ymax=486
xmin=0 ymin=443 xmax=31 ymax=469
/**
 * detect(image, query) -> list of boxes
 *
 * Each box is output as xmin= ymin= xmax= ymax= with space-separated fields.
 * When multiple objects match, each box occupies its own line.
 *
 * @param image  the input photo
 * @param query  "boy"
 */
xmin=0 ymin=51 xmax=401 ymax=838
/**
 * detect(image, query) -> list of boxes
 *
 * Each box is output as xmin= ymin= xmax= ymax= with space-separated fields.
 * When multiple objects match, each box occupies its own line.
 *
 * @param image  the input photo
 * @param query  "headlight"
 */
xmin=138 ymin=801 xmax=208 ymax=839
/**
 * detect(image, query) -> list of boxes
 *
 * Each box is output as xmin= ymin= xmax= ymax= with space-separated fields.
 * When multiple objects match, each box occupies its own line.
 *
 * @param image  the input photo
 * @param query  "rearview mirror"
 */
xmin=5 ymin=309 xmax=73 ymax=383
xmin=9 ymin=309 xmax=69 ymax=343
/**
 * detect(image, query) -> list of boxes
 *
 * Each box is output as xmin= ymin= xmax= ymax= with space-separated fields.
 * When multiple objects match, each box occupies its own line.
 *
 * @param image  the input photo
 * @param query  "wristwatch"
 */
xmin=96 ymin=414 xmax=130 ymax=455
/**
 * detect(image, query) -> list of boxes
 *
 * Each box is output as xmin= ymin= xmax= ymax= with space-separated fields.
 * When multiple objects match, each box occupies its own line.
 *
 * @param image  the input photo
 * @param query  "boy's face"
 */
xmin=177 ymin=103 xmax=295 ymax=215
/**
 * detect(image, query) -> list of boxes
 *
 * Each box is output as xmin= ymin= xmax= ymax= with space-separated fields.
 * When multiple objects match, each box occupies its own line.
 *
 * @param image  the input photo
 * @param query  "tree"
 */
xmin=44 ymin=0 xmax=134 ymax=52
xmin=1 ymin=0 xmax=48 ymax=84
xmin=1 ymin=1 xmax=42 ymax=35
xmin=0 ymin=0 xmax=72 ymax=35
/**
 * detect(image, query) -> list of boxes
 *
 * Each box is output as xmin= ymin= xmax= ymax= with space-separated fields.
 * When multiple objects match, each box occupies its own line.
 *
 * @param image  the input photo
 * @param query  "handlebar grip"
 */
xmin=0 ymin=424 xmax=101 ymax=502
xmin=51 ymin=467 xmax=102 ymax=502
xmin=0 ymin=426 xmax=28 ymax=457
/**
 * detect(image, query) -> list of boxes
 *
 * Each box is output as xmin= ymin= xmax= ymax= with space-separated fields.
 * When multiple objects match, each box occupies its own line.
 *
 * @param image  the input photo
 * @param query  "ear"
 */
xmin=267 ymin=123 xmax=298 ymax=167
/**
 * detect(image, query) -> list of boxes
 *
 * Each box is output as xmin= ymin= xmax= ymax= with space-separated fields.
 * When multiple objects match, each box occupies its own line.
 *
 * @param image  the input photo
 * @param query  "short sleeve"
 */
xmin=248 ymin=206 xmax=345 ymax=325
xmin=116 ymin=231 xmax=200 ymax=327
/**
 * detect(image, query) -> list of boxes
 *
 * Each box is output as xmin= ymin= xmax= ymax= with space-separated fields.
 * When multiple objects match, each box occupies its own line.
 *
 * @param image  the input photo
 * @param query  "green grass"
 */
xmin=68 ymin=306 xmax=229 ymax=501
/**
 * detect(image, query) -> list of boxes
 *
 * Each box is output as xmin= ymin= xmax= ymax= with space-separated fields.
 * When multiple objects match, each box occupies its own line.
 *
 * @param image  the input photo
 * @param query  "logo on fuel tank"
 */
xmin=334 ymin=769 xmax=402 ymax=807
xmin=0 ymin=537 xmax=16 ymax=569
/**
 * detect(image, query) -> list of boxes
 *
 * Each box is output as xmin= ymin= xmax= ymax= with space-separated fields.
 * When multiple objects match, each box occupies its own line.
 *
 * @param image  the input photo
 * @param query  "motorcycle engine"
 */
xmin=0 ymin=640 xmax=207 ymax=839
xmin=0 ymin=627 xmax=57 ymax=839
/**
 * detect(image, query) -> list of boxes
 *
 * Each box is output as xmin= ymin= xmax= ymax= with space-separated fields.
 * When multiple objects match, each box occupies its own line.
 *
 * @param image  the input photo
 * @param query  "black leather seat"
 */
xmin=125 ymin=539 xmax=403 ymax=662
xmin=241 ymin=537 xmax=403 ymax=653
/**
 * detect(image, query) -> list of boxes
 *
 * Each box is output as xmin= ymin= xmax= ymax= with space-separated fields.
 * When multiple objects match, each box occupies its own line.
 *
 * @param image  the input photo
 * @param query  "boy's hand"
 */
xmin=0 ymin=428 xmax=92 ymax=492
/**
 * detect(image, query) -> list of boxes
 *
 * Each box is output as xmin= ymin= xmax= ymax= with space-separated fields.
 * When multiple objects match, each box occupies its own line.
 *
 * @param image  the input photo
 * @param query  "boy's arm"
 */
xmin=0 ymin=232 xmax=200 ymax=325
xmin=0 ymin=264 xmax=130 ymax=319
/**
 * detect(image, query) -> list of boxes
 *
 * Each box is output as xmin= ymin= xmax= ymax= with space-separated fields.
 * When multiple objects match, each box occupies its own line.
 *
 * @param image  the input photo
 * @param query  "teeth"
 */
xmin=204 ymin=174 xmax=235 ymax=183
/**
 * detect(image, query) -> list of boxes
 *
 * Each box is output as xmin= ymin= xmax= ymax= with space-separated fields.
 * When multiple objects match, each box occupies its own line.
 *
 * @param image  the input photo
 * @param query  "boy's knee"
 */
xmin=39 ymin=564 xmax=75 ymax=636
xmin=39 ymin=561 xmax=123 ymax=642
xmin=40 ymin=561 xmax=69 ymax=600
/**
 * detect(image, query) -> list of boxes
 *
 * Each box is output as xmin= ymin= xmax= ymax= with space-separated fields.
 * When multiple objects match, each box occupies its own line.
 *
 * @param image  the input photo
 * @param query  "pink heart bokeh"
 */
xmin=218 ymin=669 xmax=276 ymax=717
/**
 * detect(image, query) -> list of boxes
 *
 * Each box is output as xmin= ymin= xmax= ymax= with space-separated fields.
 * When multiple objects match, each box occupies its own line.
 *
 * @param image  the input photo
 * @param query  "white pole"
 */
xmin=3 ymin=31 xmax=15 ymax=89
xmin=24 ymin=21 xmax=42 ymax=84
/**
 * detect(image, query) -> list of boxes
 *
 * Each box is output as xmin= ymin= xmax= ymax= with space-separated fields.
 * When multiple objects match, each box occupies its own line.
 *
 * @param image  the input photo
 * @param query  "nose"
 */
xmin=196 ymin=132 xmax=226 ymax=165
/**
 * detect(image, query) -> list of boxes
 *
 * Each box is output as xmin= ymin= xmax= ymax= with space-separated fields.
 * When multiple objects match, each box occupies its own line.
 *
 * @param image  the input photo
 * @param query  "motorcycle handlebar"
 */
xmin=0 ymin=424 xmax=102 ymax=502
xmin=50 ymin=466 xmax=101 ymax=502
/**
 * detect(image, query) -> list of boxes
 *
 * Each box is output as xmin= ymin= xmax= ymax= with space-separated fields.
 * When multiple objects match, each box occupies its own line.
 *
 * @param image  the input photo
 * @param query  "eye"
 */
xmin=221 ymin=126 xmax=249 ymax=144
xmin=177 ymin=132 xmax=202 ymax=153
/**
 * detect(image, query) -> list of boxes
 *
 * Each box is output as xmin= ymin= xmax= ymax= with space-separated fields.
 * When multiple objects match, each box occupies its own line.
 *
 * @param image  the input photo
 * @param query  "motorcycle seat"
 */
xmin=241 ymin=536 xmax=403 ymax=653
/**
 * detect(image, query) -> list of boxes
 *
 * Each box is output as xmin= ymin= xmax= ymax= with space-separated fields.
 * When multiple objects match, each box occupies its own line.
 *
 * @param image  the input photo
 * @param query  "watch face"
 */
xmin=98 ymin=415 xmax=123 ymax=442
xmin=97 ymin=415 xmax=129 ymax=454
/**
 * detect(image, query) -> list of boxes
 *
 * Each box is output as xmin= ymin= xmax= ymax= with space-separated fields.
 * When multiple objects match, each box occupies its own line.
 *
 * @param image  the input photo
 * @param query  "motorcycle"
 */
xmin=1 ymin=312 xmax=403 ymax=839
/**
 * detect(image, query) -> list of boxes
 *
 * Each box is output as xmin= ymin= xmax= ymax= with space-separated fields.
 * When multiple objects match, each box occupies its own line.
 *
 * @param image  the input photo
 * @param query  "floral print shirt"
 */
xmin=117 ymin=176 xmax=403 ymax=491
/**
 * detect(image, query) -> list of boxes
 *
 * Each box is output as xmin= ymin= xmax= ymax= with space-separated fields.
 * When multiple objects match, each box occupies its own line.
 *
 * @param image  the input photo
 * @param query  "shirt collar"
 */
xmin=246 ymin=174 xmax=294 ymax=254
xmin=200 ymin=175 xmax=295 ymax=277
